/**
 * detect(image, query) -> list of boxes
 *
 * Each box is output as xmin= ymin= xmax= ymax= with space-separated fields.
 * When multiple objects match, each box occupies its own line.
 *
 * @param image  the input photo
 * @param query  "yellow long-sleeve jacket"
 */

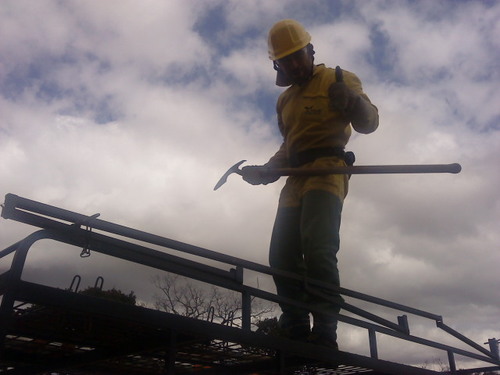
xmin=267 ymin=64 xmax=378 ymax=207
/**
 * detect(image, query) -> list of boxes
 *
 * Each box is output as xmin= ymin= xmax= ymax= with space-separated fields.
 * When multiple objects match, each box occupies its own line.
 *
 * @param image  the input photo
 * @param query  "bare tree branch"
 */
xmin=151 ymin=273 xmax=274 ymax=328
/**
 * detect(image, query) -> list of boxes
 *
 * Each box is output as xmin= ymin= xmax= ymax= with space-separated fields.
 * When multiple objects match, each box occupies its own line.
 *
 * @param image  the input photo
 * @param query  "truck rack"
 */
xmin=1 ymin=193 xmax=499 ymax=374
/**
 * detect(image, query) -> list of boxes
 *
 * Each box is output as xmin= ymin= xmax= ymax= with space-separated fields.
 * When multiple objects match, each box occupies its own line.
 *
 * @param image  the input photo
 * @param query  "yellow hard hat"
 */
xmin=267 ymin=19 xmax=311 ymax=61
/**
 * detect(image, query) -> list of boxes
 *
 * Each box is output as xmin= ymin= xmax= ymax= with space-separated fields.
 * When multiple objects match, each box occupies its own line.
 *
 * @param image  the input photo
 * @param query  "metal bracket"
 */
xmin=77 ymin=213 xmax=100 ymax=258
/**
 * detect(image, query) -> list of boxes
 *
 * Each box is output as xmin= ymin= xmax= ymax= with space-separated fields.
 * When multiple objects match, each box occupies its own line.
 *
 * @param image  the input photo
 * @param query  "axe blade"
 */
xmin=213 ymin=160 xmax=246 ymax=191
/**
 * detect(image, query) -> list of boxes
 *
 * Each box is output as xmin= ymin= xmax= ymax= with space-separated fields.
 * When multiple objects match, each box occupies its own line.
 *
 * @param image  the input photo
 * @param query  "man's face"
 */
xmin=276 ymin=46 xmax=313 ymax=85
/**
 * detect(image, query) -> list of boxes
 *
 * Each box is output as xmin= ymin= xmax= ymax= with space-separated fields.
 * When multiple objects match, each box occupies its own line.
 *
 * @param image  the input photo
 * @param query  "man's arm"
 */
xmin=241 ymin=143 xmax=286 ymax=185
xmin=329 ymin=70 xmax=379 ymax=134
xmin=350 ymin=93 xmax=379 ymax=134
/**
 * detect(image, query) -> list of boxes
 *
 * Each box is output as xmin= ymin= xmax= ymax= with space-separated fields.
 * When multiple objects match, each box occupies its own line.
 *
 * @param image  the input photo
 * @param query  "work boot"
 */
xmin=308 ymin=325 xmax=338 ymax=349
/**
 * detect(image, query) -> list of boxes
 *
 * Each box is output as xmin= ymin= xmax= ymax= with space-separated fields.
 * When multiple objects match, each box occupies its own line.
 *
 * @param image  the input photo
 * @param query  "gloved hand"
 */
xmin=241 ymin=165 xmax=280 ymax=185
xmin=328 ymin=82 xmax=362 ymax=118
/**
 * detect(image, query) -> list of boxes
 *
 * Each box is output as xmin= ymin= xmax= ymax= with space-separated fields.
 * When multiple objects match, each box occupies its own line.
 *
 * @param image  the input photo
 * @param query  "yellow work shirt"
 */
xmin=267 ymin=64 xmax=378 ymax=207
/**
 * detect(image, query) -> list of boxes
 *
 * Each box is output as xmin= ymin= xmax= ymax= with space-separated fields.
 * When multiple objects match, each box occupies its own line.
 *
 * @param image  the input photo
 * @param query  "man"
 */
xmin=242 ymin=19 xmax=378 ymax=348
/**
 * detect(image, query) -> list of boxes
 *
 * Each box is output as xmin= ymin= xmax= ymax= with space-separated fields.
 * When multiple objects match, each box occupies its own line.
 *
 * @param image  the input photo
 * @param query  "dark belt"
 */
xmin=289 ymin=147 xmax=355 ymax=168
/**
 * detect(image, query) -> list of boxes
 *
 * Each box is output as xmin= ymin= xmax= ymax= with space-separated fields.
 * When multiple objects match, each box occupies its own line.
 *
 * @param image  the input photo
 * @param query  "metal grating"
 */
xmin=1 ymin=299 xmax=380 ymax=374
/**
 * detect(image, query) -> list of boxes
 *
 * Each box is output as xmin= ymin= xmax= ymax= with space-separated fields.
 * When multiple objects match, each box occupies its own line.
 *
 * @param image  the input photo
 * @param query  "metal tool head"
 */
xmin=213 ymin=160 xmax=246 ymax=191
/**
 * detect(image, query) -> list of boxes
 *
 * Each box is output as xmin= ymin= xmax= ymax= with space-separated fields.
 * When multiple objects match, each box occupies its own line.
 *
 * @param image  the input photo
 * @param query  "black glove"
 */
xmin=241 ymin=165 xmax=280 ymax=185
xmin=328 ymin=66 xmax=362 ymax=119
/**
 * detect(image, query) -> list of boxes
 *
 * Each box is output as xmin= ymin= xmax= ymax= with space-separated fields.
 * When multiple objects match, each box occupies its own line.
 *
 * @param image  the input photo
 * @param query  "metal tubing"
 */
xmin=398 ymin=315 xmax=410 ymax=334
xmin=3 ymin=194 xmax=499 ymax=371
xmin=487 ymin=338 xmax=499 ymax=360
xmin=341 ymin=301 xmax=408 ymax=334
xmin=214 ymin=161 xmax=461 ymax=189
xmin=448 ymin=350 xmax=457 ymax=374
xmin=369 ymin=328 xmax=378 ymax=359
xmin=4 ymin=208 xmax=444 ymax=329
xmin=0 ymin=230 xmax=53 ymax=353
xmin=94 ymin=276 xmax=104 ymax=289
xmin=37 ymin=226 xmax=242 ymax=293
xmin=0 ymin=194 xmax=445 ymax=322
xmin=69 ymin=275 xmax=81 ymax=292
xmin=338 ymin=287 xmax=443 ymax=322
xmin=241 ymin=291 xmax=251 ymax=331
xmin=5 ymin=233 xmax=498 ymax=368
xmin=269 ymin=163 xmax=462 ymax=176
xmin=2 ymin=194 xmax=252 ymax=269
xmin=0 ymin=240 xmax=24 ymax=259
xmin=437 ymin=321 xmax=497 ymax=359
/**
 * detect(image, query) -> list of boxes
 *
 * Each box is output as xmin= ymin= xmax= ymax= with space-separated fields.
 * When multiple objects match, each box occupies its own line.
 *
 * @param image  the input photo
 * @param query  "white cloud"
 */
xmin=67 ymin=1 xmax=211 ymax=69
xmin=312 ymin=21 xmax=373 ymax=72
xmin=219 ymin=40 xmax=275 ymax=94
xmin=1 ymin=0 xmax=499 ymax=369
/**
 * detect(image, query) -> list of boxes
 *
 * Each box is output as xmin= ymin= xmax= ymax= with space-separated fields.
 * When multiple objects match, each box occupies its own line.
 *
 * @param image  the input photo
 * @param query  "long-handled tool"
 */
xmin=213 ymin=160 xmax=462 ymax=190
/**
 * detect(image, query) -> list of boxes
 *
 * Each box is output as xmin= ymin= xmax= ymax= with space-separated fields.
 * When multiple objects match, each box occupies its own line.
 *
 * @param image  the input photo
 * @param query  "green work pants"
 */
xmin=269 ymin=190 xmax=344 ymax=339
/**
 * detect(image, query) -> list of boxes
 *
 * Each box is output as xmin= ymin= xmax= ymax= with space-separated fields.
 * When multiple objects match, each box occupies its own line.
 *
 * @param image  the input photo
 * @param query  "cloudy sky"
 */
xmin=1 ymin=0 xmax=499 ymax=369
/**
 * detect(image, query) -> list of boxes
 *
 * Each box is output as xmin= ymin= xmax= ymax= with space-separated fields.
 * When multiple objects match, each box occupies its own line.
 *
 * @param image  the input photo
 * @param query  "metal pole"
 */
xmin=242 ymin=291 xmax=251 ymax=331
xmin=369 ymin=328 xmax=378 ymax=359
xmin=487 ymin=338 xmax=499 ymax=360
xmin=268 ymin=163 xmax=462 ymax=176
xmin=447 ymin=350 xmax=457 ymax=374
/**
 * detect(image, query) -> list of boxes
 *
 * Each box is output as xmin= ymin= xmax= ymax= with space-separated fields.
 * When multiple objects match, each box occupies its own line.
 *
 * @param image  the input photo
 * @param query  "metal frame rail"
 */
xmin=0 ymin=193 xmax=499 ymax=374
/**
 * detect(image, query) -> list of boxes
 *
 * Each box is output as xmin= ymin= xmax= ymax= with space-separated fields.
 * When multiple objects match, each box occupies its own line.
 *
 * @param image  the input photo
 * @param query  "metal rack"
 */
xmin=1 ymin=193 xmax=499 ymax=374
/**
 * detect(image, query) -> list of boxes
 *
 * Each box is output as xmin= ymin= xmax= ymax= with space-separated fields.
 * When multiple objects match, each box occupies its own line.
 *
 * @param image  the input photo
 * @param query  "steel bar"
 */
xmin=2 ymin=194 xmax=443 ymax=327
xmin=266 ymin=162 xmax=462 ymax=176
xmin=241 ymin=291 xmax=251 ymax=331
xmin=448 ymin=350 xmax=457 ymax=374
xmin=0 ymin=194 xmax=450 ymax=323
xmin=0 ymin=272 xmax=9 ymax=295
xmin=487 ymin=338 xmax=499 ymax=360
xmin=2 ymin=194 xmax=445 ymax=322
xmin=214 ymin=160 xmax=461 ymax=189
xmin=2 ymin=193 xmax=263 ymax=272
xmin=369 ymin=328 xmax=378 ymax=359
xmin=0 ymin=193 xmax=449 ymax=337
xmin=437 ymin=321 xmax=497 ymax=359
xmin=0 ymin=240 xmax=23 ymax=258
xmin=0 ymin=226 xmax=407 ymax=336
xmin=339 ymin=301 xmax=408 ymax=334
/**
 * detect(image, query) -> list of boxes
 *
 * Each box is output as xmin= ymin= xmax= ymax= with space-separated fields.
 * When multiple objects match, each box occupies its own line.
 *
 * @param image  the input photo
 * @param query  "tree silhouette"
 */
xmin=151 ymin=273 xmax=274 ymax=329
xmin=79 ymin=286 xmax=137 ymax=305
